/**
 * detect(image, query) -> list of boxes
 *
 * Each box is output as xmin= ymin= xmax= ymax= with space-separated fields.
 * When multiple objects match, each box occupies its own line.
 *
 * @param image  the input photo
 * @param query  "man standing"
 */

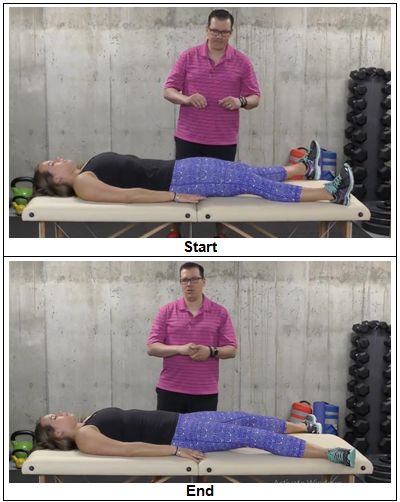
xmin=164 ymin=9 xmax=261 ymax=237
xmin=147 ymin=262 xmax=237 ymax=412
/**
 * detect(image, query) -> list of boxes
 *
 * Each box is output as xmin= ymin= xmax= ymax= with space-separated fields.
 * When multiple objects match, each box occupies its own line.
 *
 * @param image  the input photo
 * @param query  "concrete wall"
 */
xmin=9 ymin=6 xmax=391 ymax=180
xmin=9 ymin=261 xmax=391 ymax=435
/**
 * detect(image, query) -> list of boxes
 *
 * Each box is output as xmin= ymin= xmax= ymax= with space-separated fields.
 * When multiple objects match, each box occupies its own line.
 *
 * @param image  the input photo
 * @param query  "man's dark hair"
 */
xmin=179 ymin=262 xmax=205 ymax=279
xmin=208 ymin=9 xmax=234 ymax=29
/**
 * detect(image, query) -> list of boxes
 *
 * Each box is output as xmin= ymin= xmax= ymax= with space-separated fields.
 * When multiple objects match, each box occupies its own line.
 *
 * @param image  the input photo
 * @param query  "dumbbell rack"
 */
xmin=345 ymin=68 xmax=391 ymax=213
xmin=344 ymin=320 xmax=391 ymax=464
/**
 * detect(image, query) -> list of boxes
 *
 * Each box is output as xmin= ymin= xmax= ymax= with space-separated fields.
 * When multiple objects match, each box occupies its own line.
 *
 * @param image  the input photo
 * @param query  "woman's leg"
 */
xmin=170 ymin=158 xmax=349 ymax=204
xmin=170 ymin=158 xmax=303 ymax=202
xmin=171 ymin=414 xmax=306 ymax=457
xmin=186 ymin=411 xmax=287 ymax=433
xmin=171 ymin=415 xmax=356 ymax=465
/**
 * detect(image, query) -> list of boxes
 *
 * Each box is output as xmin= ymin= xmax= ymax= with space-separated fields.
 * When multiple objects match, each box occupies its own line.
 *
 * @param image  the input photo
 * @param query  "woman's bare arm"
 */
xmin=74 ymin=426 xmax=205 ymax=461
xmin=73 ymin=172 xmax=205 ymax=204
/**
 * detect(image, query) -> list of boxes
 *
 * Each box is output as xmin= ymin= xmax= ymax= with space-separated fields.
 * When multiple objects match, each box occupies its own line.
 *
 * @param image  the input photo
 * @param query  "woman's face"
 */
xmin=37 ymin=158 xmax=77 ymax=183
xmin=40 ymin=411 xmax=77 ymax=435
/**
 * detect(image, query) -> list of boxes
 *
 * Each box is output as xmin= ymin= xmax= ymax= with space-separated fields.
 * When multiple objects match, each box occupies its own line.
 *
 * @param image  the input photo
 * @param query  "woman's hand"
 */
xmin=174 ymin=193 xmax=206 ymax=203
xmin=176 ymin=447 xmax=206 ymax=463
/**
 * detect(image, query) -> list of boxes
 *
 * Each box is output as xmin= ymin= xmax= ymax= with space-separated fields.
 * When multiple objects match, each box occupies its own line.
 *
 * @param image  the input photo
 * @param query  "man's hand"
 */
xmin=178 ymin=342 xmax=197 ymax=355
xmin=189 ymin=344 xmax=211 ymax=361
xmin=186 ymin=93 xmax=208 ymax=109
xmin=218 ymin=96 xmax=241 ymax=111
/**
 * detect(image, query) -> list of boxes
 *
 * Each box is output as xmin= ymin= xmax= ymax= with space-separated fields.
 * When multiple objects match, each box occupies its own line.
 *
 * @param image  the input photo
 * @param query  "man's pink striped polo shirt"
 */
xmin=164 ymin=42 xmax=260 ymax=145
xmin=148 ymin=296 xmax=237 ymax=395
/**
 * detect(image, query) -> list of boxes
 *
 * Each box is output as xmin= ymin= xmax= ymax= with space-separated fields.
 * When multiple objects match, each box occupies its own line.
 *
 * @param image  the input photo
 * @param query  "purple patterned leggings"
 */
xmin=171 ymin=411 xmax=306 ymax=458
xmin=169 ymin=157 xmax=302 ymax=202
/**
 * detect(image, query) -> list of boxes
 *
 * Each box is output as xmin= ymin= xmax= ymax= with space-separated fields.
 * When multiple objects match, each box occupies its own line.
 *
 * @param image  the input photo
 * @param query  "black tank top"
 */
xmin=83 ymin=407 xmax=179 ymax=444
xmin=80 ymin=152 xmax=175 ymax=191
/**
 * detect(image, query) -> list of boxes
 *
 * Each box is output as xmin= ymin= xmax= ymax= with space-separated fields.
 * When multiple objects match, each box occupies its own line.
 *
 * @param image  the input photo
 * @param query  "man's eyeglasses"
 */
xmin=208 ymin=28 xmax=232 ymax=37
xmin=180 ymin=277 xmax=203 ymax=285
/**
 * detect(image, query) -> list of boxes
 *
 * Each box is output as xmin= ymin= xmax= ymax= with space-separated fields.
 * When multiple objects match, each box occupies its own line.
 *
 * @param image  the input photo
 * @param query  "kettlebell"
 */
xmin=10 ymin=448 xmax=30 ymax=469
xmin=10 ymin=430 xmax=34 ymax=459
xmin=10 ymin=177 xmax=34 ymax=210
xmin=11 ymin=195 xmax=31 ymax=215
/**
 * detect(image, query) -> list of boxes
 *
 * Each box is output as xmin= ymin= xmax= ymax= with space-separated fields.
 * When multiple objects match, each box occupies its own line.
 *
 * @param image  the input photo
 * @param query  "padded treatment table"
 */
xmin=22 ymin=181 xmax=370 ymax=238
xmin=22 ymin=434 xmax=373 ymax=483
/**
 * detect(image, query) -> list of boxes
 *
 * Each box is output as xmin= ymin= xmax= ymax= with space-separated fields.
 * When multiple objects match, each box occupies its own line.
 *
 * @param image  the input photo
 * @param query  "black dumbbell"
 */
xmin=345 ymin=125 xmax=355 ymax=139
xmin=382 ymin=398 xmax=391 ymax=414
xmin=347 ymin=379 xmax=370 ymax=396
xmin=384 ymin=70 xmax=391 ymax=81
xmin=386 ymin=324 xmax=391 ymax=333
xmin=350 ymin=68 xmax=367 ymax=80
xmin=348 ymin=81 xmax=368 ymax=95
xmin=352 ymin=129 xmax=367 ymax=144
xmin=352 ymin=166 xmax=367 ymax=183
xmin=378 ymin=162 xmax=391 ymax=181
xmin=383 ymin=350 xmax=391 ymax=362
xmin=352 ymin=183 xmax=367 ymax=200
xmin=382 ymin=83 xmax=391 ymax=95
xmin=347 ymin=96 xmax=367 ymax=111
xmin=376 ymin=68 xmax=386 ymax=77
xmin=378 ymin=321 xmax=388 ymax=330
xmin=379 ymin=436 xmax=391 ymax=453
xmin=381 ymin=110 xmax=391 ymax=126
xmin=384 ymin=336 xmax=390 ymax=348
xmin=344 ymin=432 xmax=369 ymax=453
xmin=379 ymin=145 xmax=391 ymax=161
xmin=381 ymin=96 xmax=391 ymax=110
xmin=383 ymin=364 xmax=390 ymax=381
xmin=352 ymin=323 xmax=369 ymax=334
xmin=346 ymin=396 xmax=370 ymax=416
xmin=368 ymin=320 xmax=379 ymax=329
xmin=344 ymin=143 xmax=368 ymax=162
xmin=351 ymin=112 xmax=367 ymax=126
xmin=351 ymin=333 xmax=370 ymax=349
xmin=381 ymin=417 xmax=391 ymax=433
xmin=376 ymin=182 xmax=391 ymax=200
xmin=349 ymin=364 xmax=369 ymax=379
xmin=383 ymin=382 xmax=391 ymax=396
xmin=350 ymin=349 xmax=369 ymax=364
xmin=380 ymin=128 xmax=390 ymax=144
xmin=345 ymin=414 xmax=370 ymax=434
xmin=366 ymin=67 xmax=376 ymax=76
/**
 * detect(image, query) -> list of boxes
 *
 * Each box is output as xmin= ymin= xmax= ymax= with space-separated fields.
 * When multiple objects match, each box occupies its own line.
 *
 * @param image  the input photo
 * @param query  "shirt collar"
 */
xmin=178 ymin=295 xmax=211 ymax=312
xmin=200 ymin=41 xmax=234 ymax=61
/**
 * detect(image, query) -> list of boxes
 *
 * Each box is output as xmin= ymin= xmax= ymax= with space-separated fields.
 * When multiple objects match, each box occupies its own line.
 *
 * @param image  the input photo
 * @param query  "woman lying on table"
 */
xmin=34 ymin=407 xmax=356 ymax=467
xmin=33 ymin=140 xmax=354 ymax=206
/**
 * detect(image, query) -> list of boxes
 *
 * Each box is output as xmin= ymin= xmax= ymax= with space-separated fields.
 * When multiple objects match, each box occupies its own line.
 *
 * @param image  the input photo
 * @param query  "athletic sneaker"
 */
xmin=304 ymin=414 xmax=322 ymax=434
xmin=324 ymin=163 xmax=354 ymax=206
xmin=327 ymin=447 xmax=356 ymax=467
xmin=303 ymin=140 xmax=322 ymax=180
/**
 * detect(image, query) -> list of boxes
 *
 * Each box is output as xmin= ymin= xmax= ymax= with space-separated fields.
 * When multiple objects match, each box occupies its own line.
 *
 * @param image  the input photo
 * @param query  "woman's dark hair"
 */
xmin=208 ymin=9 xmax=234 ymax=28
xmin=33 ymin=166 xmax=75 ymax=198
xmin=180 ymin=262 xmax=205 ymax=279
xmin=33 ymin=420 xmax=76 ymax=451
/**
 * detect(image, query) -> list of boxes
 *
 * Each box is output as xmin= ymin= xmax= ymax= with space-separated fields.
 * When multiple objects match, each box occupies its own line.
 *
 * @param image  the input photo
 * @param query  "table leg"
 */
xmin=38 ymin=222 xmax=46 ymax=238
xmin=343 ymin=221 xmax=353 ymax=238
